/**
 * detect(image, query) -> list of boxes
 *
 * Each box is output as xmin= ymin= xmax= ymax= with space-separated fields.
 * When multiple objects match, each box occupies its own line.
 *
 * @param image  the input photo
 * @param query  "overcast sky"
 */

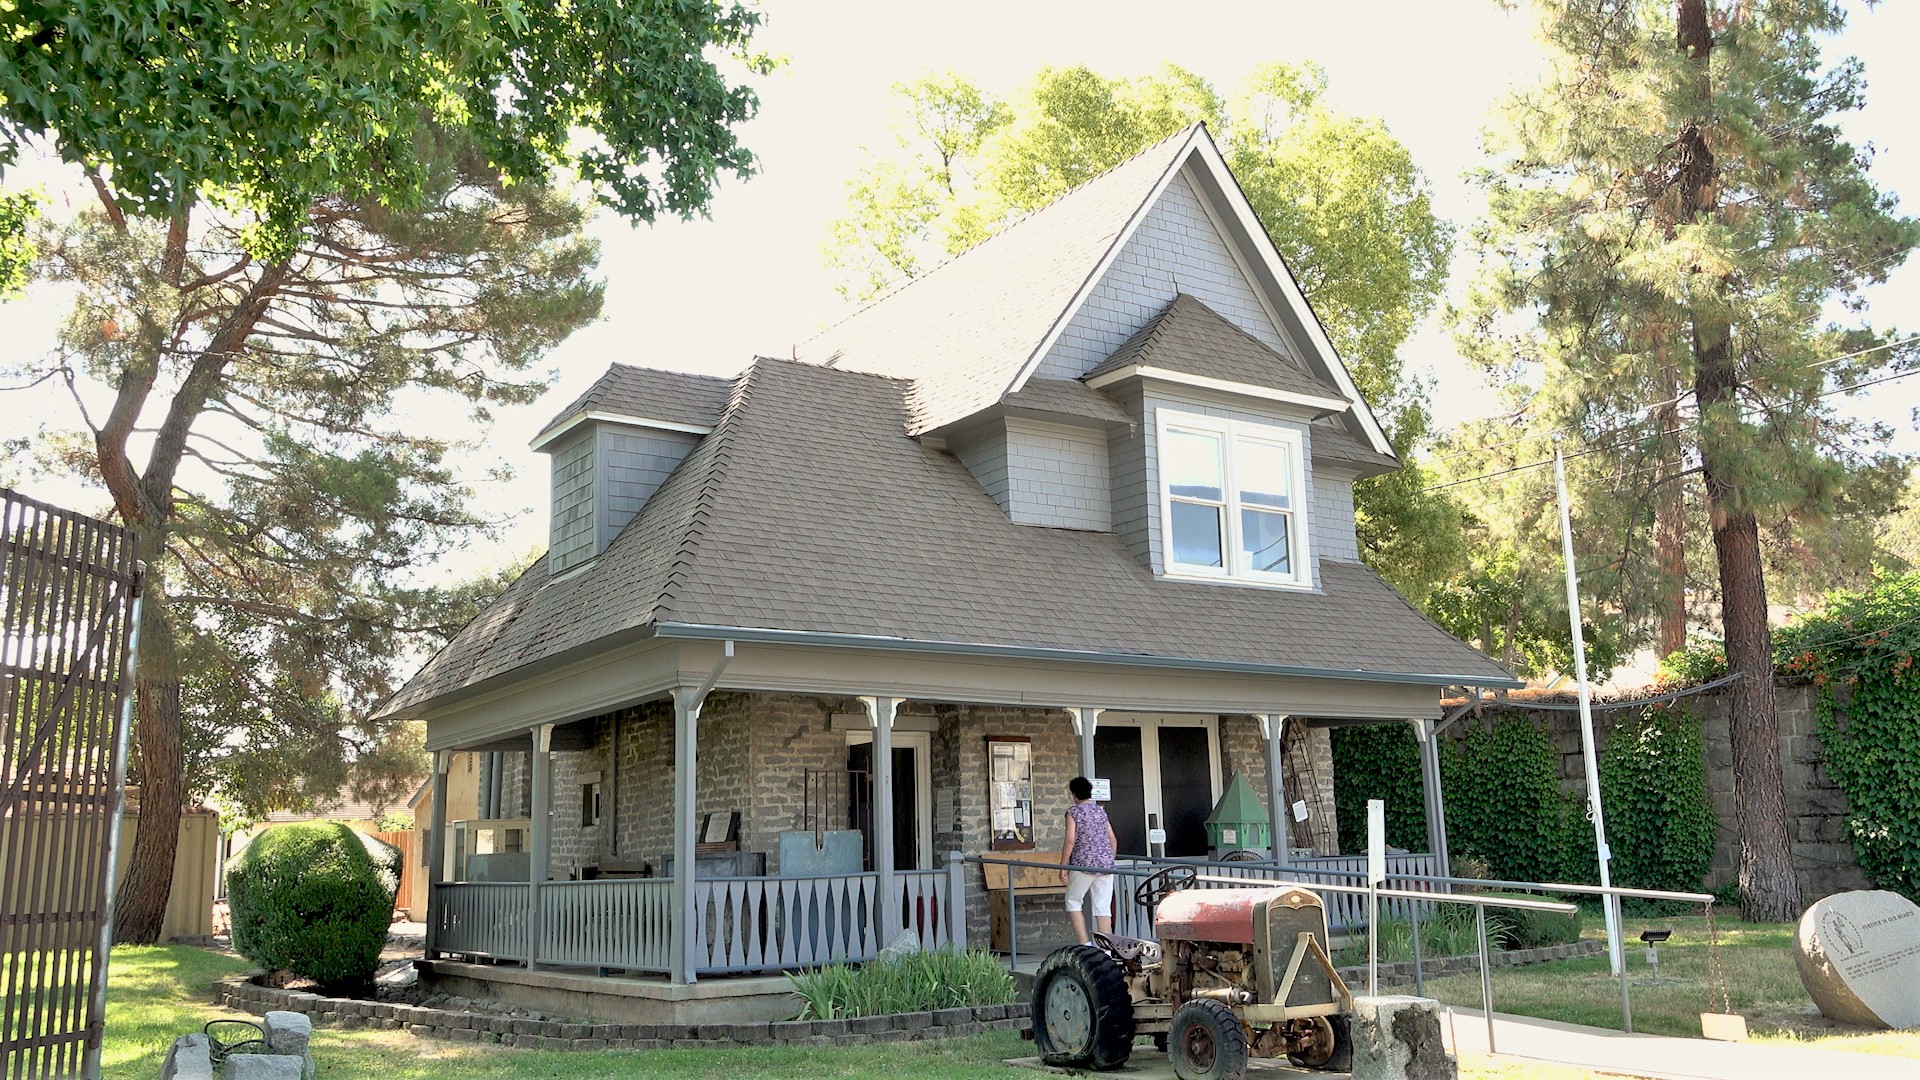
xmin=6 ymin=0 xmax=1916 ymax=577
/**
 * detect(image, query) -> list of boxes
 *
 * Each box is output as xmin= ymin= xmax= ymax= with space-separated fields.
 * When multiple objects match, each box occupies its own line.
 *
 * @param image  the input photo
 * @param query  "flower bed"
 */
xmin=214 ymin=973 xmax=1029 ymax=1051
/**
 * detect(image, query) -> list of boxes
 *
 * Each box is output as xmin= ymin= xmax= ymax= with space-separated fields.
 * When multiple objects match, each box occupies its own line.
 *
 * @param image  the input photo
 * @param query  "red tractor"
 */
xmin=1029 ymin=867 xmax=1353 ymax=1079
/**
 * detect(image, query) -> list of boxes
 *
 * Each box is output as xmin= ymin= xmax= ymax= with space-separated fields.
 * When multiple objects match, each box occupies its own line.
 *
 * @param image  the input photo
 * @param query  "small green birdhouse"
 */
xmin=1204 ymin=771 xmax=1270 ymax=851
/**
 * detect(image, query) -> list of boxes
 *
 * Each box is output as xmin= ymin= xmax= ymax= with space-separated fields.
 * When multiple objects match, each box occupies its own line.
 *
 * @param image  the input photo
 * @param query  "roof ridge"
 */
xmin=802 ymin=123 xmax=1205 ymax=351
xmin=649 ymin=362 xmax=761 ymax=623
xmin=603 ymin=361 xmax=735 ymax=383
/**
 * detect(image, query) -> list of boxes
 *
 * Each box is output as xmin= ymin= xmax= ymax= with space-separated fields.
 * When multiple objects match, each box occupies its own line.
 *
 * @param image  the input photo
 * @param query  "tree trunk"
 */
xmin=112 ymin=565 xmax=183 ymax=944
xmin=1655 ymin=345 xmax=1688 ymax=657
xmin=1678 ymin=0 xmax=1801 ymax=922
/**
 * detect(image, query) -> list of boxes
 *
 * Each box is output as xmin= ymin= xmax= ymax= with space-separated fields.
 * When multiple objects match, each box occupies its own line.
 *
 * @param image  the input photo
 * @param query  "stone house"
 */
xmin=377 ymin=124 xmax=1517 ymax=999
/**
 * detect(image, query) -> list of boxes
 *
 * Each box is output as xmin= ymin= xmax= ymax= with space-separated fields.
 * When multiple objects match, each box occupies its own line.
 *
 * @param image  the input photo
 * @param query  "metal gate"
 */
xmin=1 ymin=488 xmax=143 ymax=1079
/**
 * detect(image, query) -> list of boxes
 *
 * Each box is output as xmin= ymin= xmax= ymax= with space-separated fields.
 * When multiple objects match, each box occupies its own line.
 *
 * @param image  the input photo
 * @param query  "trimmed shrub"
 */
xmin=1478 ymin=892 xmax=1583 ymax=949
xmin=788 ymin=948 xmax=1016 ymax=1019
xmin=226 ymin=822 xmax=400 ymax=987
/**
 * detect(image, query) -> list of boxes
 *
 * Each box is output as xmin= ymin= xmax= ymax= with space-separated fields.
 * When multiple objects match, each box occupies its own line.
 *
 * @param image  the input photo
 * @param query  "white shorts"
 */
xmin=1064 ymin=871 xmax=1114 ymax=914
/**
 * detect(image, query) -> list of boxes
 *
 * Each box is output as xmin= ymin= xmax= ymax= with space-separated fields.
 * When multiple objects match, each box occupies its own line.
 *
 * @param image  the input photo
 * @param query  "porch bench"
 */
xmin=982 ymin=851 xmax=1062 ymax=952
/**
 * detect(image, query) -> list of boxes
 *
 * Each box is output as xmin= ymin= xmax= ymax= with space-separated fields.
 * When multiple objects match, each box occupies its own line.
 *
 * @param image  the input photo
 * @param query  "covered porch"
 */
xmin=415 ymin=634 xmax=1465 ymax=992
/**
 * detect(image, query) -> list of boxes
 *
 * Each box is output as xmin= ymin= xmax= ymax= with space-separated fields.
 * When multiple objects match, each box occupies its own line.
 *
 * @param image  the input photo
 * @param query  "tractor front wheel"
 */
xmin=1167 ymin=999 xmax=1249 ymax=1080
xmin=1031 ymin=945 xmax=1135 ymax=1070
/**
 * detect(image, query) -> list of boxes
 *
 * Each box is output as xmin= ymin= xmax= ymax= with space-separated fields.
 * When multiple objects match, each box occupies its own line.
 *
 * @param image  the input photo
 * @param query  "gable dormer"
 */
xmin=530 ymin=365 xmax=731 ymax=574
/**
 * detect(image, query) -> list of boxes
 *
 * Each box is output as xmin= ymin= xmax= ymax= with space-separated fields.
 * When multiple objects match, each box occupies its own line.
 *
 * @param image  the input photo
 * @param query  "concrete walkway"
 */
xmin=1442 ymin=1007 xmax=1917 ymax=1079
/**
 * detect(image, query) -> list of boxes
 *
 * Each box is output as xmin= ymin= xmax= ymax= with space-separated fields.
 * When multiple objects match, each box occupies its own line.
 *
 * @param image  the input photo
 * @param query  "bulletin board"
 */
xmin=986 ymin=735 xmax=1034 ymax=850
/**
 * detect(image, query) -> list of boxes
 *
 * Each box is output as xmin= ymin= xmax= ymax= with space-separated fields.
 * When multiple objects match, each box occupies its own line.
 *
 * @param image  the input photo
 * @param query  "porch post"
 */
xmin=1258 ymin=714 xmax=1291 ymax=868
xmin=527 ymin=723 xmax=554 ymax=968
xmin=1070 ymin=708 xmax=1101 ymax=781
xmin=1413 ymin=718 xmax=1452 ymax=881
xmin=671 ymin=687 xmax=704 ymax=984
xmin=425 ymin=750 xmax=450 ymax=959
xmin=861 ymin=696 xmax=900 ymax=943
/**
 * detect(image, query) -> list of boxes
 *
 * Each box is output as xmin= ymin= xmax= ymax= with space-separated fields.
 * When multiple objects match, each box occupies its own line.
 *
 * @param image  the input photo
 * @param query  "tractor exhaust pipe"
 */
xmin=1189 ymin=986 xmax=1255 ymax=1005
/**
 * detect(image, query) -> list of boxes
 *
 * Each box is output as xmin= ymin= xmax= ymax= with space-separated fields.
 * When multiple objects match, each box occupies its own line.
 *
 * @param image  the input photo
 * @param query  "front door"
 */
xmin=1093 ymin=717 xmax=1220 ymax=858
xmin=846 ymin=732 xmax=933 ymax=871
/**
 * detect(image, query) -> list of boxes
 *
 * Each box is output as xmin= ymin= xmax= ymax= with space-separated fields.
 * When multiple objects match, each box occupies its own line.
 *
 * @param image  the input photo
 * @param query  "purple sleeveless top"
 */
xmin=1067 ymin=801 xmax=1115 ymax=870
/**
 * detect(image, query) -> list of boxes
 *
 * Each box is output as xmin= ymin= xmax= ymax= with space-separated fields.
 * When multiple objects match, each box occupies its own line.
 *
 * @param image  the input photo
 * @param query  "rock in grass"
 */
xmin=1793 ymin=890 xmax=1920 ymax=1030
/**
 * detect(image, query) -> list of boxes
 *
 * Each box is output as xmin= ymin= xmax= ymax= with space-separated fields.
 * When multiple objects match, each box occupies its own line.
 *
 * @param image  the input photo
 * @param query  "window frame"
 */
xmin=1154 ymin=408 xmax=1312 ymax=588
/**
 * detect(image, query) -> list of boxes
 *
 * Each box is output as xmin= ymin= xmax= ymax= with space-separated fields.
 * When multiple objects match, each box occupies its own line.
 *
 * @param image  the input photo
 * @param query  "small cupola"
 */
xmin=530 ymin=364 xmax=732 ymax=573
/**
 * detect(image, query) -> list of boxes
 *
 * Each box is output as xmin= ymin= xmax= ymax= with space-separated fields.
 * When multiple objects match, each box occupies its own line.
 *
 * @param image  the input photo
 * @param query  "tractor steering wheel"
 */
xmin=1132 ymin=864 xmax=1198 ymax=910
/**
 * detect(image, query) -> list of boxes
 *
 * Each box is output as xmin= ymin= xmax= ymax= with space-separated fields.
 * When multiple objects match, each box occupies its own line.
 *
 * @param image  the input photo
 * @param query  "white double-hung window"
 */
xmin=1157 ymin=409 xmax=1310 ymax=586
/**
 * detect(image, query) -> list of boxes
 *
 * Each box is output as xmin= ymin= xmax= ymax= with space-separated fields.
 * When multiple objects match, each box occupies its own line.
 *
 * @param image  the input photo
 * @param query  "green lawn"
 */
xmin=101 ymin=934 xmax=1919 ymax=1079
xmin=1417 ymin=913 xmax=1920 ymax=1058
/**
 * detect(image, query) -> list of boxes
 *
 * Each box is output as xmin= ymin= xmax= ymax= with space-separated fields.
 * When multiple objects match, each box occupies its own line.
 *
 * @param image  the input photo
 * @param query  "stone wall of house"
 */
xmin=1448 ymin=681 xmax=1869 ymax=902
xmin=1215 ymin=717 xmax=1340 ymax=855
xmin=746 ymin=693 xmax=861 ymax=874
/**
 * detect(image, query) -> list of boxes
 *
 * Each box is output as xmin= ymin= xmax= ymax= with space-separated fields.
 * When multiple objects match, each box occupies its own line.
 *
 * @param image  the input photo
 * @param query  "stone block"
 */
xmin=768 ymin=1020 xmax=813 ymax=1040
xmin=1350 ymin=996 xmax=1456 ymax=1080
xmin=811 ymin=1019 xmax=849 ymax=1037
xmin=162 ymin=1033 xmax=215 ymax=1080
xmin=222 ymin=1056 xmax=303 ymax=1080
xmin=931 ymin=1007 xmax=972 ymax=1026
xmin=573 ymin=1039 xmax=607 ymax=1051
xmin=261 ymin=1011 xmax=314 ymax=1080
xmin=1795 ymin=890 xmax=1920 ymax=1029
xmin=890 ymin=1011 xmax=932 ymax=1031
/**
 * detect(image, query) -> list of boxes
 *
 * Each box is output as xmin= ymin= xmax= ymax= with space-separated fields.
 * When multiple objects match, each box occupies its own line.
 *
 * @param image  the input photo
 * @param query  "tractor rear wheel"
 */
xmin=1031 ymin=945 xmax=1134 ymax=1070
xmin=1168 ymin=999 xmax=1249 ymax=1080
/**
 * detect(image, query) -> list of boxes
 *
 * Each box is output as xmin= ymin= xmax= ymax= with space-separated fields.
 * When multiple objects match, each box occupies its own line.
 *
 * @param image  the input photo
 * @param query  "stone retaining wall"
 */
xmin=1335 ymin=938 xmax=1606 ymax=990
xmin=214 ymin=975 xmax=1029 ymax=1052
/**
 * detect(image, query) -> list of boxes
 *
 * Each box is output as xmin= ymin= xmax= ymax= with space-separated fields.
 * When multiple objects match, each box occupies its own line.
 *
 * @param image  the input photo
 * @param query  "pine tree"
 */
xmin=1458 ymin=0 xmax=1916 ymax=920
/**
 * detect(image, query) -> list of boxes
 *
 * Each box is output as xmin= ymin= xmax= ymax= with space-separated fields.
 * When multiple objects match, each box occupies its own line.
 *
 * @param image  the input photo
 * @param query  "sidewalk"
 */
xmin=1442 ymin=1007 xmax=1916 ymax=1080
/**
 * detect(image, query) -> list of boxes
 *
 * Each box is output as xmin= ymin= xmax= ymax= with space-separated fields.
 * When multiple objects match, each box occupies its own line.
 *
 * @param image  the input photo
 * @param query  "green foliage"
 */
xmin=1426 ymin=548 xmax=1629 ymax=682
xmin=0 ymin=188 xmax=38 ymax=295
xmin=1329 ymin=725 xmax=1428 ymax=854
xmin=1656 ymin=636 xmax=1730 ymax=687
xmin=823 ymin=63 xmax=1464 ymax=596
xmin=374 ymin=813 xmax=415 ymax=833
xmin=225 ymin=822 xmax=400 ymax=987
xmin=1598 ymin=708 xmax=1716 ymax=898
xmin=19 ymin=133 xmax=574 ymax=817
xmin=787 ymin=949 xmax=1016 ymax=1020
xmin=0 ymin=0 xmax=767 ymax=261
xmin=1774 ymin=573 xmax=1920 ymax=901
xmin=1475 ymin=893 xmax=1584 ymax=951
xmin=1442 ymin=717 xmax=1579 ymax=883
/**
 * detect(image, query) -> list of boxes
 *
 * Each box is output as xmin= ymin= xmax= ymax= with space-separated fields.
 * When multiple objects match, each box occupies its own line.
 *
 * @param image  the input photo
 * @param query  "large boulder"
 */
xmin=1792 ymin=889 xmax=1920 ymax=1029
xmin=1350 ymin=995 xmax=1456 ymax=1080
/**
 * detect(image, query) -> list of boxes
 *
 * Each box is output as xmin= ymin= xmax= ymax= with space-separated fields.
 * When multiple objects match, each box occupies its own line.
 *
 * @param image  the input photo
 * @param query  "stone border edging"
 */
xmin=213 ymin=976 xmax=1029 ymax=1051
xmin=1336 ymin=938 xmax=1605 ymax=988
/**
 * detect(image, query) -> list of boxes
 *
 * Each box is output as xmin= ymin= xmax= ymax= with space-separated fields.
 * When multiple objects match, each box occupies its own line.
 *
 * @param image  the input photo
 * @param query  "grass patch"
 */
xmin=1417 ymin=913 xmax=1920 ymax=1059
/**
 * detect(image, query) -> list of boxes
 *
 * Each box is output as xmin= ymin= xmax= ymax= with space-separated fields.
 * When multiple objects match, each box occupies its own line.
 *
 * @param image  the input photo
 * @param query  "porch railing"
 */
xmin=539 ymin=878 xmax=675 ymax=972
xmin=434 ymin=882 xmax=531 ymax=962
xmin=432 ymin=863 xmax=962 ymax=978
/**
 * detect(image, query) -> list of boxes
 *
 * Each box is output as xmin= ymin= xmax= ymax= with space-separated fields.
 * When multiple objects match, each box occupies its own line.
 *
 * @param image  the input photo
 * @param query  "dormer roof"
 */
xmin=530 ymin=364 xmax=732 ymax=450
xmin=1082 ymin=294 xmax=1351 ymax=416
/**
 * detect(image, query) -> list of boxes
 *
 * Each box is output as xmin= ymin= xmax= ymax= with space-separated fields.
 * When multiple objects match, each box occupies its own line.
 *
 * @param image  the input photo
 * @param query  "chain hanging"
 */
xmin=1705 ymin=900 xmax=1733 ymax=1015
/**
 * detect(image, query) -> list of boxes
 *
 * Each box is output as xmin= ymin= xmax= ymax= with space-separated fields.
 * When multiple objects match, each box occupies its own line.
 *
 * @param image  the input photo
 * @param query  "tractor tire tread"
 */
xmin=1032 ymin=944 xmax=1135 ymax=1071
xmin=1168 ymin=998 xmax=1250 ymax=1080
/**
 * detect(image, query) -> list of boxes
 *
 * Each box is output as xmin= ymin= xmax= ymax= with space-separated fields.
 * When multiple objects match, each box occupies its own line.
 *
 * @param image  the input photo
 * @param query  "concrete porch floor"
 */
xmin=415 ymin=959 xmax=797 ymax=1025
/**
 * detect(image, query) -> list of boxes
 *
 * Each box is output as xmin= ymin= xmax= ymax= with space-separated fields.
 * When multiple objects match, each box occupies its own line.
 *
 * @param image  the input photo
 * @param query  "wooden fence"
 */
xmin=1 ymin=488 xmax=143 ymax=1080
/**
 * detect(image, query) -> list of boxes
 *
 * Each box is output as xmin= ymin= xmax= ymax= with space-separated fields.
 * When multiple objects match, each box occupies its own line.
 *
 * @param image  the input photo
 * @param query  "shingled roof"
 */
xmin=531 ymin=364 xmax=733 ymax=446
xmin=797 ymin=127 xmax=1201 ymax=434
xmin=383 ymin=358 xmax=1513 ymax=715
xmin=1084 ymin=293 xmax=1351 ymax=408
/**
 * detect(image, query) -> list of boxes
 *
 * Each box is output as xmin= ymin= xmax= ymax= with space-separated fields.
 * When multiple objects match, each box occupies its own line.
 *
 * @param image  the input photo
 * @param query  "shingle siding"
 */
xmin=597 ymin=426 xmax=699 ymax=554
xmin=1311 ymin=472 xmax=1360 ymax=563
xmin=547 ymin=429 xmax=597 ymax=574
xmin=950 ymin=423 xmax=1010 ymax=512
xmin=1005 ymin=418 xmax=1110 ymax=531
xmin=1035 ymin=171 xmax=1296 ymax=383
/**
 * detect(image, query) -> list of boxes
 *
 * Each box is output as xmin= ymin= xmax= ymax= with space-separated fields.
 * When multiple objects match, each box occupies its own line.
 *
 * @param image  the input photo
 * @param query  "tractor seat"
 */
xmin=1093 ymin=932 xmax=1162 ymax=966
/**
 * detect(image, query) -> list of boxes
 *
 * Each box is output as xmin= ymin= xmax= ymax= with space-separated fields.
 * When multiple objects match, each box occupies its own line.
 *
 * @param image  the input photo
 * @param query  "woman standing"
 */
xmin=1058 ymin=776 xmax=1118 ymax=944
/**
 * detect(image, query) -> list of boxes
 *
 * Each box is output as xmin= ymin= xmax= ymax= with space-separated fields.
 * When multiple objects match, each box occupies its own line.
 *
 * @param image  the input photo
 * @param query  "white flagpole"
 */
xmin=1553 ymin=437 xmax=1624 ymax=977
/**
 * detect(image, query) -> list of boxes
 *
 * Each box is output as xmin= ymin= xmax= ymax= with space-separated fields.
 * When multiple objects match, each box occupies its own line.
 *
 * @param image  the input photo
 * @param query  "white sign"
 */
xmin=1090 ymin=778 xmax=1111 ymax=802
xmin=1366 ymin=799 xmax=1386 ymax=885
xmin=1291 ymin=799 xmax=1309 ymax=822
xmin=1221 ymin=827 xmax=1238 ymax=845
xmin=1147 ymin=828 xmax=1168 ymax=846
